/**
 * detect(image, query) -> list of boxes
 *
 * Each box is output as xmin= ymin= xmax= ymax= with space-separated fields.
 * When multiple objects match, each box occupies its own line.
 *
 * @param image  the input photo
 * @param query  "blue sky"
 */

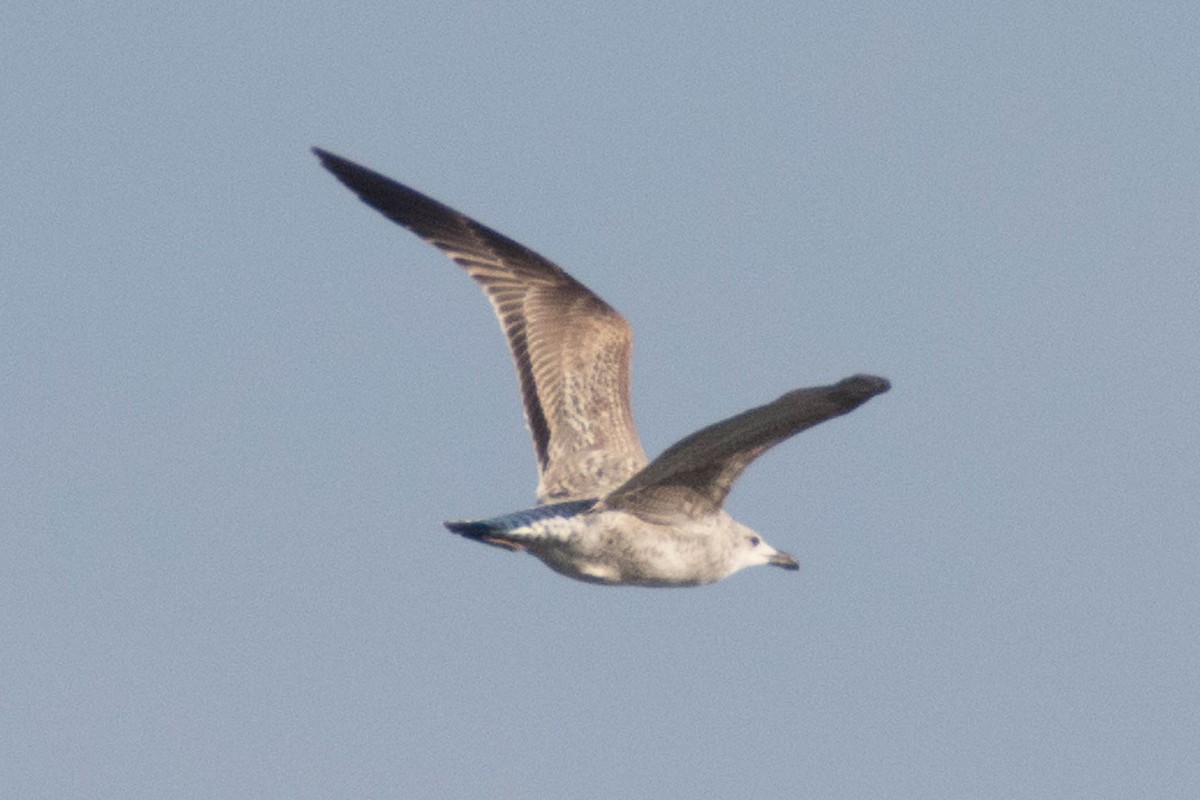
xmin=4 ymin=3 xmax=1198 ymax=797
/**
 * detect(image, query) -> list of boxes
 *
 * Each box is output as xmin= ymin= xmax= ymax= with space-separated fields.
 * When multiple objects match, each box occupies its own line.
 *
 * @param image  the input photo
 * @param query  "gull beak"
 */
xmin=768 ymin=550 xmax=800 ymax=571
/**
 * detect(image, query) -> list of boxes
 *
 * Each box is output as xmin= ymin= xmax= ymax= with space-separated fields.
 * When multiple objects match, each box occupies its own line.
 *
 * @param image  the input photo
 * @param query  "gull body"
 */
xmin=445 ymin=501 xmax=792 ymax=587
xmin=315 ymin=148 xmax=889 ymax=587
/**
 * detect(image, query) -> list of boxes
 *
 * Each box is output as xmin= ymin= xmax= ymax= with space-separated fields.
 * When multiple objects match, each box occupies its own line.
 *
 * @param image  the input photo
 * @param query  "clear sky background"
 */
xmin=4 ymin=3 xmax=1198 ymax=798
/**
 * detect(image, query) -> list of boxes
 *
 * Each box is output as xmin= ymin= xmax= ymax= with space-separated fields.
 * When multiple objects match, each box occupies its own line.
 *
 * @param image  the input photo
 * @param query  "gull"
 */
xmin=314 ymin=148 xmax=889 ymax=587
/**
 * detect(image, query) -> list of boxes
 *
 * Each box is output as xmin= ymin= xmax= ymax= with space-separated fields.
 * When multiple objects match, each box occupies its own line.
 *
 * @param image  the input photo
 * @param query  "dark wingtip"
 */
xmin=838 ymin=374 xmax=891 ymax=398
xmin=311 ymin=147 xmax=360 ymax=182
xmin=821 ymin=374 xmax=890 ymax=415
xmin=311 ymin=148 xmax=426 ymax=222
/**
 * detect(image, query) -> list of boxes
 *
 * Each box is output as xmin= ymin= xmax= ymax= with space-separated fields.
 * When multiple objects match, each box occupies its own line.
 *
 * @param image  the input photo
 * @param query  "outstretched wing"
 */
xmin=314 ymin=149 xmax=648 ymax=502
xmin=602 ymin=375 xmax=890 ymax=521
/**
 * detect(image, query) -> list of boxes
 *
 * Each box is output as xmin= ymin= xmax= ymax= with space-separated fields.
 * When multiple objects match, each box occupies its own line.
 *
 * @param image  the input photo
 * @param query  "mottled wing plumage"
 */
xmin=603 ymin=375 xmax=890 ymax=521
xmin=314 ymin=149 xmax=648 ymax=502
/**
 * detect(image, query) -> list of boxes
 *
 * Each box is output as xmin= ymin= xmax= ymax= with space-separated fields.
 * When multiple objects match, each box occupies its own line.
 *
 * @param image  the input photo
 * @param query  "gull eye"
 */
xmin=748 ymin=536 xmax=761 ymax=547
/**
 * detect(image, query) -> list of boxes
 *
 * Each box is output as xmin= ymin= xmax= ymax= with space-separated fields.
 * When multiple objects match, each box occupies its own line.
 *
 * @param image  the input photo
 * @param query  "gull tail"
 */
xmin=444 ymin=499 xmax=597 ymax=551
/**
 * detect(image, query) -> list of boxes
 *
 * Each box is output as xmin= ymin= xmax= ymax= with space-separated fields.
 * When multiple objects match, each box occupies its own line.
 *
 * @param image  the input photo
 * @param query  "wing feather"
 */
xmin=315 ymin=149 xmax=648 ymax=502
xmin=603 ymin=375 xmax=890 ymax=521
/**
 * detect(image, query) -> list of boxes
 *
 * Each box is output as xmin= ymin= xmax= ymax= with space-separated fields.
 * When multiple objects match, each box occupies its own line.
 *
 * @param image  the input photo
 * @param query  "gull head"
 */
xmin=729 ymin=522 xmax=800 ymax=575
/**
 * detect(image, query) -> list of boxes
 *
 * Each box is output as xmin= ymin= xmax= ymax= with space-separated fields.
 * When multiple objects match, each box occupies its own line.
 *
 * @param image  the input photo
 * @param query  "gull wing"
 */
xmin=602 ymin=375 xmax=890 ymax=521
xmin=314 ymin=149 xmax=648 ymax=502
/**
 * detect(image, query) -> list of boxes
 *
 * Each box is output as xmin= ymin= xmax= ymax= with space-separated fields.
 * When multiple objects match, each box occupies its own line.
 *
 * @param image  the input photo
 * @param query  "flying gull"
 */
xmin=314 ymin=148 xmax=889 ymax=587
